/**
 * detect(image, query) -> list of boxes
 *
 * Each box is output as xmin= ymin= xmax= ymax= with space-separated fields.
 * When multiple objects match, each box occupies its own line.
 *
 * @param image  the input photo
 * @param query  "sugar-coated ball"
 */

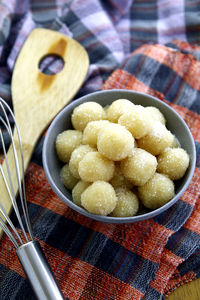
xmin=97 ymin=123 xmax=134 ymax=161
xmin=107 ymin=99 xmax=135 ymax=123
xmin=55 ymin=130 xmax=82 ymax=162
xmin=110 ymin=164 xmax=133 ymax=189
xmin=121 ymin=148 xmax=157 ymax=186
xmin=69 ymin=145 xmax=95 ymax=178
xmin=60 ymin=164 xmax=78 ymax=190
xmin=145 ymin=106 xmax=166 ymax=124
xmin=81 ymin=181 xmax=117 ymax=215
xmin=82 ymin=120 xmax=109 ymax=147
xmin=138 ymin=173 xmax=175 ymax=209
xmin=137 ymin=122 xmax=174 ymax=155
xmin=71 ymin=102 xmax=106 ymax=131
xmin=118 ymin=109 xmax=152 ymax=139
xmin=157 ymin=148 xmax=189 ymax=180
xmin=110 ymin=188 xmax=139 ymax=217
xmin=79 ymin=152 xmax=115 ymax=182
xmin=72 ymin=181 xmax=91 ymax=207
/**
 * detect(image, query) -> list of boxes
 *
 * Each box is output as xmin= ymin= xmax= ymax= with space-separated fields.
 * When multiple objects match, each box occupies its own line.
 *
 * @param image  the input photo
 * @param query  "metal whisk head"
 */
xmin=0 ymin=97 xmax=64 ymax=300
xmin=0 ymin=97 xmax=33 ymax=247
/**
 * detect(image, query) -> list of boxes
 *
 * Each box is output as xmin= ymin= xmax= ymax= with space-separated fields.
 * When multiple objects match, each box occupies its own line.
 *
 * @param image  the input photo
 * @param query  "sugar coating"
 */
xmin=138 ymin=172 xmax=175 ymax=209
xmin=71 ymin=102 xmax=106 ymax=131
xmin=79 ymin=152 xmax=115 ymax=182
xmin=121 ymin=148 xmax=157 ymax=186
xmin=55 ymin=130 xmax=82 ymax=162
xmin=118 ymin=109 xmax=152 ymax=139
xmin=145 ymin=106 xmax=166 ymax=124
xmin=110 ymin=164 xmax=133 ymax=189
xmin=97 ymin=123 xmax=134 ymax=161
xmin=137 ymin=122 xmax=174 ymax=155
xmin=72 ymin=181 xmax=91 ymax=207
xmin=81 ymin=181 xmax=117 ymax=215
xmin=60 ymin=164 xmax=78 ymax=190
xmin=82 ymin=120 xmax=109 ymax=147
xmin=157 ymin=148 xmax=190 ymax=180
xmin=69 ymin=145 xmax=95 ymax=179
xmin=107 ymin=99 xmax=135 ymax=123
xmin=110 ymin=188 xmax=139 ymax=217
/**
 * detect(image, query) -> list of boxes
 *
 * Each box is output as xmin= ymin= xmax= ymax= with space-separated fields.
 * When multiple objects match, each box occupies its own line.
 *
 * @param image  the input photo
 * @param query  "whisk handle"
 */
xmin=16 ymin=241 xmax=64 ymax=300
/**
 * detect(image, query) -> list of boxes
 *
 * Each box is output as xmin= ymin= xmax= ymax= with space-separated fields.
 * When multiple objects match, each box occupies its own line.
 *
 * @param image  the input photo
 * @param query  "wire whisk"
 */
xmin=0 ymin=97 xmax=64 ymax=300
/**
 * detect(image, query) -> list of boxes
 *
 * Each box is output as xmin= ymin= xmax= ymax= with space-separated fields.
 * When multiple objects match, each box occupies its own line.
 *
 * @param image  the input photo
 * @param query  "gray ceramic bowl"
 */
xmin=42 ymin=89 xmax=196 ymax=223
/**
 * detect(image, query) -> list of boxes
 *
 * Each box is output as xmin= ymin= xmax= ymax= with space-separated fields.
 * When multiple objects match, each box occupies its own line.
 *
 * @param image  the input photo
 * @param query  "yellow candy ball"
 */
xmin=137 ymin=122 xmax=174 ymax=155
xmin=81 ymin=181 xmax=117 ymax=215
xmin=110 ymin=188 xmax=139 ymax=217
xmin=97 ymin=123 xmax=134 ymax=161
xmin=145 ymin=106 xmax=166 ymax=124
xmin=107 ymin=99 xmax=135 ymax=122
xmin=157 ymin=148 xmax=190 ymax=180
xmin=82 ymin=120 xmax=109 ymax=147
xmin=71 ymin=102 xmax=106 ymax=131
xmin=110 ymin=164 xmax=133 ymax=189
xmin=72 ymin=181 xmax=91 ymax=207
xmin=60 ymin=164 xmax=78 ymax=190
xmin=138 ymin=173 xmax=175 ymax=209
xmin=55 ymin=130 xmax=82 ymax=162
xmin=121 ymin=148 xmax=157 ymax=186
xmin=69 ymin=145 xmax=95 ymax=178
xmin=118 ymin=109 xmax=152 ymax=139
xmin=79 ymin=152 xmax=115 ymax=182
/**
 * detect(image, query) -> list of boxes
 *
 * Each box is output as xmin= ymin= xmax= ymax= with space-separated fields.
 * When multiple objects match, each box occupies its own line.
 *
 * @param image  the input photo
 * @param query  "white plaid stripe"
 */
xmin=157 ymin=0 xmax=187 ymax=44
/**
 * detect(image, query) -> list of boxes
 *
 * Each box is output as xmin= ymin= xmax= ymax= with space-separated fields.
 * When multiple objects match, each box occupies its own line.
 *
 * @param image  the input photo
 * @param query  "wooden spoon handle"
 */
xmin=0 ymin=131 xmax=31 ymax=216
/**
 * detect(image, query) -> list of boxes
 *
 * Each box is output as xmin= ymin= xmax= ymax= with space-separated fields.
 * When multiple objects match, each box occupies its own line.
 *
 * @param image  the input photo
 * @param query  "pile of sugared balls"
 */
xmin=55 ymin=99 xmax=190 ymax=217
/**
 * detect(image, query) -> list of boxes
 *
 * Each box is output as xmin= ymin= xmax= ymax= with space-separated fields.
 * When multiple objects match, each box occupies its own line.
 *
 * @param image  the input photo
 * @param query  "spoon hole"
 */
xmin=38 ymin=54 xmax=65 ymax=75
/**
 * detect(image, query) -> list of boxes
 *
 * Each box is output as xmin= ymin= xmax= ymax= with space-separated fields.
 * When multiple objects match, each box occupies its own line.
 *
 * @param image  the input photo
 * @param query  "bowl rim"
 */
xmin=42 ymin=89 xmax=196 ymax=223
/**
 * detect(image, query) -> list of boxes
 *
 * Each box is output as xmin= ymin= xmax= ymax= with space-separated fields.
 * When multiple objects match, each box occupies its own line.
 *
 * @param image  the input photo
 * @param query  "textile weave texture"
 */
xmin=0 ymin=1 xmax=200 ymax=299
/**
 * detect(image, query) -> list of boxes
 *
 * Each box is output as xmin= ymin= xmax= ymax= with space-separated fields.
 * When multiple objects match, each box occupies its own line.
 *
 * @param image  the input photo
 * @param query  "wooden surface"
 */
xmin=0 ymin=28 xmax=89 ymax=237
xmin=168 ymin=277 xmax=200 ymax=300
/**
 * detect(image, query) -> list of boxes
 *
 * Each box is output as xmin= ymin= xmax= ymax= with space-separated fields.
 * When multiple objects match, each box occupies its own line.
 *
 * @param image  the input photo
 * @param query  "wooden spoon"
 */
xmin=0 ymin=28 xmax=89 ymax=237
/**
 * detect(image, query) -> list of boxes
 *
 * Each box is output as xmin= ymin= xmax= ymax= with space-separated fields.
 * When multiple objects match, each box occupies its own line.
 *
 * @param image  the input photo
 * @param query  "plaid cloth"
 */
xmin=0 ymin=1 xmax=200 ymax=299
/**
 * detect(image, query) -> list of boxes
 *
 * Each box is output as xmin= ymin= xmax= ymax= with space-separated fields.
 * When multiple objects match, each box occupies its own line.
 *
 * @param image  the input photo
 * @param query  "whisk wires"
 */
xmin=0 ymin=97 xmax=34 ymax=248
